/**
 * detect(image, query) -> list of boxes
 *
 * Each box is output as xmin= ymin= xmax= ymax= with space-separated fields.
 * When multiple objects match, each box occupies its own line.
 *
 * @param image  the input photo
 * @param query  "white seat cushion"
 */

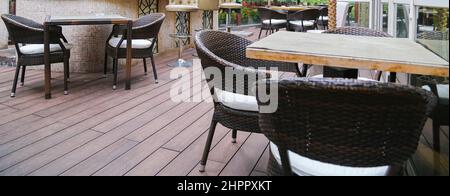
xmin=263 ymin=19 xmax=287 ymax=25
xmin=289 ymin=20 xmax=315 ymax=27
xmin=312 ymin=74 xmax=378 ymax=82
xmin=19 ymin=43 xmax=72 ymax=55
xmin=423 ymin=84 xmax=449 ymax=105
xmin=307 ymin=30 xmax=325 ymax=34
xmin=270 ymin=142 xmax=390 ymax=176
xmin=214 ymin=88 xmax=258 ymax=112
xmin=320 ymin=16 xmax=329 ymax=21
xmin=108 ymin=37 xmax=153 ymax=49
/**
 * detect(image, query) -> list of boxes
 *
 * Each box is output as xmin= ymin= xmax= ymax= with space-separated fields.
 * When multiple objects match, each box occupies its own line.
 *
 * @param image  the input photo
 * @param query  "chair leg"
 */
xmin=20 ymin=66 xmax=26 ymax=86
xmin=432 ymin=118 xmax=441 ymax=152
xmin=143 ymin=58 xmax=148 ymax=75
xmin=113 ymin=58 xmax=118 ymax=90
xmin=199 ymin=119 xmax=218 ymax=172
xmin=258 ymin=28 xmax=263 ymax=39
xmin=232 ymin=129 xmax=237 ymax=143
xmin=11 ymin=65 xmax=21 ymax=97
xmin=150 ymin=55 xmax=158 ymax=84
xmin=63 ymin=57 xmax=69 ymax=95
xmin=103 ymin=52 xmax=108 ymax=77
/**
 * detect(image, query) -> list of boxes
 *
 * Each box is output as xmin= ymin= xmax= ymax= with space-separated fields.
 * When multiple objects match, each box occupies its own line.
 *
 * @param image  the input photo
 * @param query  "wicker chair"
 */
xmin=258 ymin=78 xmax=437 ymax=176
xmin=317 ymin=7 xmax=328 ymax=30
xmin=257 ymin=8 xmax=288 ymax=39
xmin=1 ymin=14 xmax=71 ymax=97
xmin=318 ymin=27 xmax=391 ymax=80
xmin=287 ymin=9 xmax=320 ymax=32
xmin=194 ymin=30 xmax=300 ymax=172
xmin=104 ymin=13 xmax=165 ymax=89
xmin=415 ymin=76 xmax=449 ymax=153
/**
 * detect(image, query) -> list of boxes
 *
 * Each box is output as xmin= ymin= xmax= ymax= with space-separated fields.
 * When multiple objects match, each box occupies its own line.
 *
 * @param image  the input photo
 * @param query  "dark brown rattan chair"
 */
xmin=258 ymin=78 xmax=437 ymax=176
xmin=287 ymin=9 xmax=320 ymax=32
xmin=1 ymin=14 xmax=71 ymax=97
xmin=257 ymin=8 xmax=288 ymax=39
xmin=321 ymin=27 xmax=391 ymax=80
xmin=104 ymin=13 xmax=165 ymax=89
xmin=317 ymin=7 xmax=328 ymax=30
xmin=416 ymin=76 xmax=449 ymax=152
xmin=194 ymin=30 xmax=300 ymax=172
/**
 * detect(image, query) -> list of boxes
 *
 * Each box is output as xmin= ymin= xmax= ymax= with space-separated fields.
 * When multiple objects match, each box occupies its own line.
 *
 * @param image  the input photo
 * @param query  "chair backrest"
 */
xmin=319 ymin=7 xmax=328 ymax=17
xmin=324 ymin=27 xmax=391 ymax=80
xmin=324 ymin=26 xmax=391 ymax=37
xmin=194 ymin=30 xmax=269 ymax=97
xmin=258 ymin=78 xmax=436 ymax=170
xmin=258 ymin=8 xmax=287 ymax=21
xmin=1 ymin=14 xmax=45 ymax=44
xmin=288 ymin=9 xmax=320 ymax=22
xmin=131 ymin=13 xmax=166 ymax=40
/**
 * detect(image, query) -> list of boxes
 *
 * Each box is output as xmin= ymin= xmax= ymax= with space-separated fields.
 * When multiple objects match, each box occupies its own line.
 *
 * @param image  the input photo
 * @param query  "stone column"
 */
xmin=0 ymin=0 xmax=9 ymax=49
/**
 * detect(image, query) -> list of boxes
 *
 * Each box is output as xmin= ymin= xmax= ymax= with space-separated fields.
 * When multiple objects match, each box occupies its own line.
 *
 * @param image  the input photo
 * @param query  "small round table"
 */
xmin=220 ymin=2 xmax=242 ymax=32
xmin=165 ymin=4 xmax=199 ymax=67
xmin=168 ymin=33 xmax=192 ymax=67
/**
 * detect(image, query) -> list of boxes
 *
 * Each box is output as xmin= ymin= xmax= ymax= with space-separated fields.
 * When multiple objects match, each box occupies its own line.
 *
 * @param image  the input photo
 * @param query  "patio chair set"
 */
xmin=195 ymin=29 xmax=447 ymax=176
xmin=1 ymin=13 xmax=165 ymax=96
xmin=258 ymin=6 xmax=329 ymax=39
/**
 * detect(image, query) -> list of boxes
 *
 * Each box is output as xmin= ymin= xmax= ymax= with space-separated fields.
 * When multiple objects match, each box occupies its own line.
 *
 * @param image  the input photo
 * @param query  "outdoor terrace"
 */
xmin=0 ymin=27 xmax=448 ymax=176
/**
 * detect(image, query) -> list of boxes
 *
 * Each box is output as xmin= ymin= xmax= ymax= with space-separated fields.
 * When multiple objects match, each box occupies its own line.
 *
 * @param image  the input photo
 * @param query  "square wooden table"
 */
xmin=246 ymin=31 xmax=449 ymax=80
xmin=44 ymin=15 xmax=133 ymax=99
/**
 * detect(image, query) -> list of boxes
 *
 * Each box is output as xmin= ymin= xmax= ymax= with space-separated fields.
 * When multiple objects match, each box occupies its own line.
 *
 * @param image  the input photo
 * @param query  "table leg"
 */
xmin=44 ymin=24 xmax=52 ymax=99
xmin=125 ymin=20 xmax=132 ymax=90
xmin=389 ymin=72 xmax=397 ymax=83
xmin=226 ymin=9 xmax=231 ymax=33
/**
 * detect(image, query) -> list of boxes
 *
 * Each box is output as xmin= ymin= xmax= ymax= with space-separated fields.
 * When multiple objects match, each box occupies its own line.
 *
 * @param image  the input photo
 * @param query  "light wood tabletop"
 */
xmin=246 ymin=31 xmax=449 ymax=77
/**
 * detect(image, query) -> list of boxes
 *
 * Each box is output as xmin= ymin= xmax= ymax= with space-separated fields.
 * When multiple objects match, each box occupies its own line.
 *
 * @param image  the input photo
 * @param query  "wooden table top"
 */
xmin=46 ymin=14 xmax=131 ymax=25
xmin=246 ymin=31 xmax=449 ymax=77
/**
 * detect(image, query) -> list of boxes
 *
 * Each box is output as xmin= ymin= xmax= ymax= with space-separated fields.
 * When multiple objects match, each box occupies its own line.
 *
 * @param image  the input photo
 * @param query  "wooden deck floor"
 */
xmin=0 ymin=28 xmax=448 ymax=176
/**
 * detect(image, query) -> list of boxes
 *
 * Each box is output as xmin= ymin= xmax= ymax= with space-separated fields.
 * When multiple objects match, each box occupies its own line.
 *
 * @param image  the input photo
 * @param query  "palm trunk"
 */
xmin=328 ymin=0 xmax=337 ymax=29
xmin=435 ymin=8 xmax=448 ymax=32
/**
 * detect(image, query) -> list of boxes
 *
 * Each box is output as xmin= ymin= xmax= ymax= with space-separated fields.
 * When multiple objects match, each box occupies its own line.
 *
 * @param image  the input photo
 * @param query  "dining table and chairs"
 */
xmin=193 ymin=27 xmax=447 ymax=175
xmin=2 ymin=13 xmax=165 ymax=99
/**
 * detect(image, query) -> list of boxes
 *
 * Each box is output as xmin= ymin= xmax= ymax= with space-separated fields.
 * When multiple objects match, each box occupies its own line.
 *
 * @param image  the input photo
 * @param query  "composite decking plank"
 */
xmin=161 ymin=109 xmax=214 ymax=151
xmin=0 ymin=69 xmax=42 ymax=85
xmin=0 ymin=115 xmax=42 ymax=135
xmin=0 ymin=130 xmax=101 ymax=175
xmin=92 ymin=102 xmax=209 ymax=176
xmin=33 ymin=66 xmax=174 ymax=118
xmin=90 ymin=101 xmax=214 ymax=176
xmin=60 ymin=138 xmax=139 ymax=176
xmin=253 ymin=144 xmax=270 ymax=174
xmin=91 ymin=67 xmax=202 ymax=133
xmin=250 ymin=171 xmax=268 ymax=176
xmin=0 ymin=72 xmax=65 ymax=102
xmin=125 ymin=148 xmax=179 ymax=176
xmin=208 ymin=131 xmax=251 ymax=164
xmin=189 ymin=160 xmax=226 ymax=176
xmin=219 ymin=133 xmax=269 ymax=176
xmin=0 ymin=53 xmax=195 ymax=168
xmin=28 ymin=89 xmax=201 ymax=176
xmin=2 ymin=73 xmax=91 ymax=108
xmin=0 ymin=123 xmax=69 ymax=158
xmin=157 ymin=126 xmax=230 ymax=176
